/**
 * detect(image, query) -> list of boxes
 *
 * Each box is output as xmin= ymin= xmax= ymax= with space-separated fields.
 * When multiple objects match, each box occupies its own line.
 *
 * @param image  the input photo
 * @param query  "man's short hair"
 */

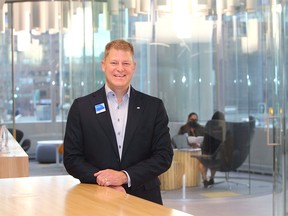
xmin=104 ymin=39 xmax=134 ymax=60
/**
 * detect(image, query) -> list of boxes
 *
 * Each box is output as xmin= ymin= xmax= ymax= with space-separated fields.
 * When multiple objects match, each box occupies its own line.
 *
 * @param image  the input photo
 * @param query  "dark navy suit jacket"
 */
xmin=64 ymin=86 xmax=173 ymax=204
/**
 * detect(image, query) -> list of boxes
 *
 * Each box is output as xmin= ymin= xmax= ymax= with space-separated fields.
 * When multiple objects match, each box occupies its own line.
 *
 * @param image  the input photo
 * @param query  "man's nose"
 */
xmin=116 ymin=63 xmax=125 ymax=71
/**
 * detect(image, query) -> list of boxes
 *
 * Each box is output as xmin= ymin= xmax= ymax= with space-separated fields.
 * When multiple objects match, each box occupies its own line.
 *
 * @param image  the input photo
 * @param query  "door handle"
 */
xmin=266 ymin=116 xmax=282 ymax=146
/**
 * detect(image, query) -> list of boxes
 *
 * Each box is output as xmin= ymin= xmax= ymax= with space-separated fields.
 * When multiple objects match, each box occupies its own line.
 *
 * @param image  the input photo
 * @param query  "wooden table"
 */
xmin=173 ymin=148 xmax=201 ymax=187
xmin=159 ymin=148 xmax=201 ymax=190
xmin=159 ymin=160 xmax=184 ymax=190
xmin=0 ymin=132 xmax=29 ymax=178
xmin=0 ymin=175 xmax=193 ymax=216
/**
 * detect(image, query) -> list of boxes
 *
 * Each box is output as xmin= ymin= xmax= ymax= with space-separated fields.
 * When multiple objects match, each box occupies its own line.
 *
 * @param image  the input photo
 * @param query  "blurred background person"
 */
xmin=199 ymin=111 xmax=225 ymax=188
xmin=178 ymin=112 xmax=205 ymax=136
xmin=178 ymin=112 xmax=205 ymax=147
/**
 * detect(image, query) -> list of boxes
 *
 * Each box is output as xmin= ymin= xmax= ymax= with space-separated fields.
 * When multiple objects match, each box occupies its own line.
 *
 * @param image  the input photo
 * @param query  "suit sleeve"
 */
xmin=124 ymin=99 xmax=174 ymax=190
xmin=63 ymin=99 xmax=99 ymax=183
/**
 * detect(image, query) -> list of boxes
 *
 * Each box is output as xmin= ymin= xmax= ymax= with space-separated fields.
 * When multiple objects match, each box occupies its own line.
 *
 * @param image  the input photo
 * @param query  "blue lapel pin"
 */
xmin=95 ymin=103 xmax=106 ymax=114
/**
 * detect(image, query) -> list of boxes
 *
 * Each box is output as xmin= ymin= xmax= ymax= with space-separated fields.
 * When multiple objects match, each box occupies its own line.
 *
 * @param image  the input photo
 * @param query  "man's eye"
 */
xmin=111 ymin=62 xmax=118 ymax=65
xmin=123 ymin=62 xmax=131 ymax=66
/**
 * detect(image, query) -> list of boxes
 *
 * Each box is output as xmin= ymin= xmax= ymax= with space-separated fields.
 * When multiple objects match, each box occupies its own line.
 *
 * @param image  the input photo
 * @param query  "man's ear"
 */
xmin=133 ymin=61 xmax=136 ymax=70
xmin=101 ymin=60 xmax=105 ymax=72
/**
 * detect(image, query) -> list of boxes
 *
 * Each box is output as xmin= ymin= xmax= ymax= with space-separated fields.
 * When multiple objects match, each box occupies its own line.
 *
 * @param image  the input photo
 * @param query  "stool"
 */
xmin=36 ymin=143 xmax=61 ymax=163
xmin=159 ymin=161 xmax=184 ymax=190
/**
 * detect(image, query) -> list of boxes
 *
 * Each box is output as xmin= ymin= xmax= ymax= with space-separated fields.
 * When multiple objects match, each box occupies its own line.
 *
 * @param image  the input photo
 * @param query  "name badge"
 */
xmin=95 ymin=103 xmax=106 ymax=114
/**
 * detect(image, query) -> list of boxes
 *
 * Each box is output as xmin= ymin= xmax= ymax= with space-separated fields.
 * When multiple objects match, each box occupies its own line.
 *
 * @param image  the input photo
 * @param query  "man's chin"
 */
xmin=111 ymin=83 xmax=129 ymax=90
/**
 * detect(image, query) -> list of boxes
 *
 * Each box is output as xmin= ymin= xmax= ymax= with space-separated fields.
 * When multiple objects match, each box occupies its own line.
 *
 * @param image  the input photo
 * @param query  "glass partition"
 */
xmin=0 ymin=0 xmax=287 ymax=213
xmin=1 ymin=0 xmax=274 ymax=124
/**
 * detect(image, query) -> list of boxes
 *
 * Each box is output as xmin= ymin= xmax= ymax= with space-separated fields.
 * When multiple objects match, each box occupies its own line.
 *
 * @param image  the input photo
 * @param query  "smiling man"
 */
xmin=63 ymin=39 xmax=173 ymax=205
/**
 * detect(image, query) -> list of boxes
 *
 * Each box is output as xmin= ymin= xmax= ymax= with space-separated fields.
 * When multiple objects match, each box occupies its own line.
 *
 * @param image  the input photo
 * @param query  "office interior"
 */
xmin=0 ymin=0 xmax=287 ymax=215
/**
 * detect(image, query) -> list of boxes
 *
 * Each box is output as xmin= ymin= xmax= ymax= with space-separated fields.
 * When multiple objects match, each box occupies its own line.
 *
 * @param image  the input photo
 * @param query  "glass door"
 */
xmin=265 ymin=1 xmax=287 ymax=216
xmin=213 ymin=1 xmax=287 ymax=214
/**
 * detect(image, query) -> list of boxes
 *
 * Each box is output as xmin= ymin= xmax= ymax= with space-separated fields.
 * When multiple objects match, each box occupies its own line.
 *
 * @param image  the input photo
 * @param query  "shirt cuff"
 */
xmin=122 ymin=170 xmax=131 ymax=187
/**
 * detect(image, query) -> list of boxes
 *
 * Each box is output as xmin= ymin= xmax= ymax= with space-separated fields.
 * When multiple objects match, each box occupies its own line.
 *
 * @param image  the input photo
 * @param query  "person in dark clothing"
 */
xmin=199 ymin=111 xmax=225 ymax=188
xmin=178 ymin=112 xmax=205 ymax=137
xmin=63 ymin=39 xmax=173 ymax=205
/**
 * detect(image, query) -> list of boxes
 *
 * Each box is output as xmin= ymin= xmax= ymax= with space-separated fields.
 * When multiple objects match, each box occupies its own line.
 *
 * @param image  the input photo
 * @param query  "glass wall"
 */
xmin=1 ymin=0 xmax=288 ymax=213
xmin=1 ymin=0 xmax=269 ymax=125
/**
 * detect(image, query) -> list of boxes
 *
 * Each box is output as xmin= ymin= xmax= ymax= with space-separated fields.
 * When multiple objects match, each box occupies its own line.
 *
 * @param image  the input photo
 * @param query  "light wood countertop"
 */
xmin=0 ymin=175 xmax=193 ymax=216
xmin=0 ymin=132 xmax=29 ymax=178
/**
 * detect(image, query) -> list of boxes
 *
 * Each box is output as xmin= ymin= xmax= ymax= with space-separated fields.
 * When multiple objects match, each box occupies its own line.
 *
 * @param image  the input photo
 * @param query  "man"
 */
xmin=63 ymin=39 xmax=173 ymax=205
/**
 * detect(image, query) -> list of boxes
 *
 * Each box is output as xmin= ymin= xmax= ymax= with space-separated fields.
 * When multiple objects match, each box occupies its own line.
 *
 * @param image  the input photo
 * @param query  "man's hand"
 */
xmin=108 ymin=185 xmax=126 ymax=193
xmin=94 ymin=169 xmax=128 ymax=187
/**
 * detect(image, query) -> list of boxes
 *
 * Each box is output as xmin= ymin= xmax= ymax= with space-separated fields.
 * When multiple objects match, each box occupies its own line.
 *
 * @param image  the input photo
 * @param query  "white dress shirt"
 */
xmin=105 ymin=84 xmax=130 ymax=159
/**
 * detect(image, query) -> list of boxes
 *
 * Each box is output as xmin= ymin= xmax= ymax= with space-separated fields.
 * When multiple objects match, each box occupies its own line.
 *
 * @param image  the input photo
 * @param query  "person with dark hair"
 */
xmin=63 ymin=39 xmax=173 ymax=205
xmin=178 ymin=112 xmax=204 ymax=148
xmin=178 ymin=112 xmax=205 ymax=137
xmin=199 ymin=111 xmax=226 ymax=188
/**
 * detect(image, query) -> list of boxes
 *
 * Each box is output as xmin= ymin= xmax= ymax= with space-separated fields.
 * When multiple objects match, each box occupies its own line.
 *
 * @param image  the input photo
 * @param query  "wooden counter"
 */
xmin=160 ymin=148 xmax=201 ymax=190
xmin=0 ymin=175 xmax=193 ymax=216
xmin=0 ymin=132 xmax=29 ymax=178
xmin=159 ymin=160 xmax=184 ymax=190
xmin=174 ymin=149 xmax=201 ymax=187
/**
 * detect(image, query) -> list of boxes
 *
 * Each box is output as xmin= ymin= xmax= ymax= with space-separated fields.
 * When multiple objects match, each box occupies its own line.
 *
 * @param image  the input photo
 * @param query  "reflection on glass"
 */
xmin=0 ymin=1 xmax=287 ymax=213
xmin=0 ymin=1 xmax=286 ymax=174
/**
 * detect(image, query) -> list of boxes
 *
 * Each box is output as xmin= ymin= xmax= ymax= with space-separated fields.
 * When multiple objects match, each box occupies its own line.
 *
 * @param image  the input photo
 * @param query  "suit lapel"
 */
xmin=122 ymin=88 xmax=143 ymax=157
xmin=90 ymin=86 xmax=119 ymax=158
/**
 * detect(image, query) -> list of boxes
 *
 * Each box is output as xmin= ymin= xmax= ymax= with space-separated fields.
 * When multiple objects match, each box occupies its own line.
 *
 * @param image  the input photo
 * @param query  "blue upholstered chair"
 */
xmin=36 ymin=143 xmax=62 ymax=163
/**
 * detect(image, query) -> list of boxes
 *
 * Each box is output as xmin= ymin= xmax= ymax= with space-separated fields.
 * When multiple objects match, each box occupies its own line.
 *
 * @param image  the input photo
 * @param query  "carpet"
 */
xmin=200 ymin=191 xmax=240 ymax=198
xmin=29 ymin=159 xmax=68 ymax=176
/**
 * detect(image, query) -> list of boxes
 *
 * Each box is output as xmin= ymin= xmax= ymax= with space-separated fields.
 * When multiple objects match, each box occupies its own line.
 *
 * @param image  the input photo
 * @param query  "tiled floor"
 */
xmin=29 ymin=160 xmax=273 ymax=216
xmin=161 ymin=172 xmax=273 ymax=215
xmin=164 ymin=194 xmax=272 ymax=216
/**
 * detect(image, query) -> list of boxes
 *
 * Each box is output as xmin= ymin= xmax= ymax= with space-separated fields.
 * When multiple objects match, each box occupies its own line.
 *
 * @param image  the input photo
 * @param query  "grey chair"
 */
xmin=192 ymin=116 xmax=256 ymax=187
xmin=21 ymin=139 xmax=31 ymax=152
xmin=8 ymin=128 xmax=31 ymax=152
xmin=35 ymin=143 xmax=62 ymax=163
xmin=8 ymin=128 xmax=24 ymax=143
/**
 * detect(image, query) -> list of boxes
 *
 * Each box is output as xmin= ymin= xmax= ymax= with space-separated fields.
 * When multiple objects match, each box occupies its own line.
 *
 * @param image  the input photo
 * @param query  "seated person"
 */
xmin=178 ymin=112 xmax=205 ymax=147
xmin=199 ymin=111 xmax=225 ymax=188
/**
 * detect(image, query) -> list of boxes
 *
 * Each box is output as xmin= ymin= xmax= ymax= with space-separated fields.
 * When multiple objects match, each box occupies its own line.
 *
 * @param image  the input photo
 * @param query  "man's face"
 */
xmin=101 ymin=48 xmax=136 ymax=92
